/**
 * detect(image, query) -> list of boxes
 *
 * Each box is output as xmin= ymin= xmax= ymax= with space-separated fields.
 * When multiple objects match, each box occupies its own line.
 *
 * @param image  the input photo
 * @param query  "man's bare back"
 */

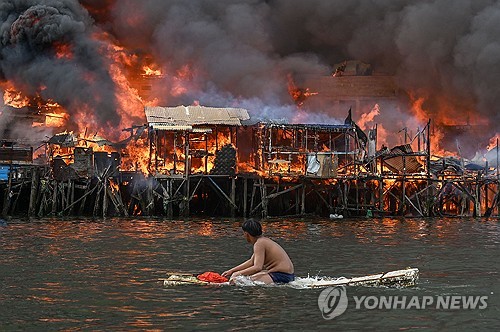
xmin=222 ymin=219 xmax=295 ymax=284
xmin=254 ymin=237 xmax=294 ymax=274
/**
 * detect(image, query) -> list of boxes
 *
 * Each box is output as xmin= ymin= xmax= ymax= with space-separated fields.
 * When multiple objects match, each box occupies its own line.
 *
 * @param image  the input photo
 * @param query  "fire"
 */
xmin=3 ymin=88 xmax=30 ymax=108
xmin=287 ymin=74 xmax=318 ymax=106
xmin=53 ymin=42 xmax=73 ymax=60
xmin=44 ymin=113 xmax=68 ymax=127
xmin=109 ymin=178 xmax=120 ymax=193
xmin=358 ymin=104 xmax=380 ymax=130
xmin=409 ymin=94 xmax=455 ymax=157
xmin=142 ymin=65 xmax=162 ymax=77
xmin=121 ymin=137 xmax=150 ymax=174
xmin=487 ymin=134 xmax=500 ymax=151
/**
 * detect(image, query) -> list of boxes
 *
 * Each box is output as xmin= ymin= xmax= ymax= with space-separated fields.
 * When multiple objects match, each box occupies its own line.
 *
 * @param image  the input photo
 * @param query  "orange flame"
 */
xmin=287 ymin=74 xmax=318 ymax=106
xmin=142 ymin=65 xmax=162 ymax=77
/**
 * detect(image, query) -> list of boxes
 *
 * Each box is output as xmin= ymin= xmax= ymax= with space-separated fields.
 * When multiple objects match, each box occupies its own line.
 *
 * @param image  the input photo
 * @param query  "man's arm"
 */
xmin=230 ymin=242 xmax=265 ymax=277
xmin=222 ymin=255 xmax=254 ymax=277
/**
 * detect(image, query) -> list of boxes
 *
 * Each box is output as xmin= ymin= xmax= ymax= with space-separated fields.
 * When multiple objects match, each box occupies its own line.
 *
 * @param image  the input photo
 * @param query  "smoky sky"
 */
xmin=2 ymin=0 xmax=500 ymax=150
xmin=93 ymin=1 xmax=499 ymax=127
xmin=0 ymin=0 xmax=120 ymax=129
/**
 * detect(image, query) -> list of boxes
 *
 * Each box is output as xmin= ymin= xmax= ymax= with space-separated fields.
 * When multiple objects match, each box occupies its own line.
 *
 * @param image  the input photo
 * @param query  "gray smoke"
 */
xmin=3 ymin=0 xmax=500 ymax=154
xmin=0 ymin=0 xmax=120 ymax=133
xmin=103 ymin=1 xmax=499 ymax=139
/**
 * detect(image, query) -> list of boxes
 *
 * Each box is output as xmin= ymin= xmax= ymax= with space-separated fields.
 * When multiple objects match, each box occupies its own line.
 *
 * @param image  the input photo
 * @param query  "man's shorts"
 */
xmin=268 ymin=272 xmax=295 ymax=284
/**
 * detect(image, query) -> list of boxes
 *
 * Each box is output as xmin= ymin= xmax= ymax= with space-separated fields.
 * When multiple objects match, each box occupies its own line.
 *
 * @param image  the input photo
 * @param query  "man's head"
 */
xmin=242 ymin=219 xmax=262 ymax=238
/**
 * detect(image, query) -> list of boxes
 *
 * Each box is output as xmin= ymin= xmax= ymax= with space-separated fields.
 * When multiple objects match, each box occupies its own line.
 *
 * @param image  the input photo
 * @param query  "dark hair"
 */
xmin=242 ymin=219 xmax=262 ymax=237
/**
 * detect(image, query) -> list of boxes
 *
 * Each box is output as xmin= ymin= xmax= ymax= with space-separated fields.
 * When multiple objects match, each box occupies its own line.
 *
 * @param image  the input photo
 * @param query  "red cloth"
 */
xmin=197 ymin=271 xmax=229 ymax=283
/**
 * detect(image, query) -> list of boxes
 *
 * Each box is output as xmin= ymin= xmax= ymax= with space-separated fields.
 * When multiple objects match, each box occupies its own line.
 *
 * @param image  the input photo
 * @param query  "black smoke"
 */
xmin=3 ymin=0 xmax=500 ymax=154
xmin=0 ymin=0 xmax=120 ymax=132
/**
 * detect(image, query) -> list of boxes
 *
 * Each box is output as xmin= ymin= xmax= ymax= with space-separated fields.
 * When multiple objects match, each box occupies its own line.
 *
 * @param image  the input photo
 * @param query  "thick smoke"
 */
xmin=3 ymin=0 xmax=500 ymax=155
xmin=94 ymin=1 xmax=499 ymax=146
xmin=0 ymin=0 xmax=120 ymax=133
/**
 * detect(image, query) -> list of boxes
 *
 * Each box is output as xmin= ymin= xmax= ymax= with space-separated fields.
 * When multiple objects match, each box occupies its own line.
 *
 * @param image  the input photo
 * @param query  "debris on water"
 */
xmin=329 ymin=214 xmax=344 ymax=219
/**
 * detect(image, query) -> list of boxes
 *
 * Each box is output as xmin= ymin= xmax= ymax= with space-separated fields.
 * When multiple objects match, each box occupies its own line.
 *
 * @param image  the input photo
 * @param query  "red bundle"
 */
xmin=197 ymin=271 xmax=229 ymax=283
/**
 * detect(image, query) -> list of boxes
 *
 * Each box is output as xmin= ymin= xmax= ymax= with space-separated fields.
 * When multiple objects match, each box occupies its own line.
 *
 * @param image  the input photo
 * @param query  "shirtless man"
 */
xmin=221 ymin=219 xmax=295 ymax=284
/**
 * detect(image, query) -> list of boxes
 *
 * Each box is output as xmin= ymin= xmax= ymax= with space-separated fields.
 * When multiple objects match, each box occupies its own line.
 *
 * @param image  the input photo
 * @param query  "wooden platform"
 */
xmin=161 ymin=267 xmax=419 ymax=288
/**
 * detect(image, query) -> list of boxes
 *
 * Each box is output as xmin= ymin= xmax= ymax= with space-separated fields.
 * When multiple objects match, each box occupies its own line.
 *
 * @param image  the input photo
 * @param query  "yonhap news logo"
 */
xmin=317 ymin=286 xmax=348 ymax=319
xmin=318 ymin=287 xmax=489 ymax=319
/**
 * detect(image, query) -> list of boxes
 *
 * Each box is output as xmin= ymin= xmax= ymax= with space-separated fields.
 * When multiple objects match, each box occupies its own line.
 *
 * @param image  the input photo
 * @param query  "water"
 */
xmin=0 ymin=217 xmax=498 ymax=330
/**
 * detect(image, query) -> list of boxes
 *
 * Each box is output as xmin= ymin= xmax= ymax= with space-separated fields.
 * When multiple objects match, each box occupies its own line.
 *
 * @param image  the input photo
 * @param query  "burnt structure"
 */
xmin=0 ymin=106 xmax=499 ymax=219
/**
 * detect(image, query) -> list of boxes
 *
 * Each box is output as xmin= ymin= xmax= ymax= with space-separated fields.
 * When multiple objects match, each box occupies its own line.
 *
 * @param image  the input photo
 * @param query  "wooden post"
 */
xmin=28 ymin=167 xmax=40 ymax=217
xmin=296 ymin=184 xmax=300 ymax=215
xmin=103 ymin=178 xmax=108 ymax=218
xmin=2 ymin=167 xmax=13 ymax=217
xmin=183 ymin=177 xmax=190 ymax=217
xmin=185 ymin=132 xmax=190 ymax=177
xmin=79 ymin=179 xmax=91 ymax=215
xmin=475 ymin=174 xmax=482 ymax=217
xmin=70 ymin=180 xmax=75 ymax=215
xmin=167 ymin=179 xmax=173 ymax=219
xmin=231 ymin=176 xmax=236 ymax=217
xmin=250 ymin=181 xmax=256 ymax=216
xmin=243 ymin=177 xmax=248 ymax=217
xmin=51 ymin=181 xmax=58 ymax=215
xmin=93 ymin=183 xmax=102 ymax=218
xmin=301 ymin=180 xmax=306 ymax=215
xmin=261 ymin=178 xmax=268 ymax=218
xmin=147 ymin=177 xmax=154 ymax=216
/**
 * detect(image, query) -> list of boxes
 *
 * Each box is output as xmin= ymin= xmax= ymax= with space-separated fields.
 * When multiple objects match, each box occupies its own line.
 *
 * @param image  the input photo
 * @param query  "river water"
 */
xmin=0 ymin=217 xmax=498 ymax=331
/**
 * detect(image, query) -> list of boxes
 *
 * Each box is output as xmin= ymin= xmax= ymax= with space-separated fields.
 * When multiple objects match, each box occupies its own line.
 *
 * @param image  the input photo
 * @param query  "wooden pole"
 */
xmin=167 ymin=179 xmax=173 ymax=218
xmin=301 ymin=180 xmax=306 ymax=215
xmin=51 ymin=180 xmax=58 ymax=215
xmin=231 ymin=176 xmax=236 ymax=217
xmin=78 ymin=179 xmax=91 ymax=215
xmin=243 ymin=177 xmax=248 ymax=217
xmin=475 ymin=173 xmax=482 ymax=217
xmin=261 ymin=178 xmax=268 ymax=218
xmin=183 ymin=176 xmax=190 ymax=216
xmin=2 ymin=166 xmax=13 ymax=217
xmin=103 ymin=178 xmax=108 ymax=218
xmin=28 ymin=167 xmax=40 ymax=217
xmin=70 ymin=180 xmax=75 ymax=215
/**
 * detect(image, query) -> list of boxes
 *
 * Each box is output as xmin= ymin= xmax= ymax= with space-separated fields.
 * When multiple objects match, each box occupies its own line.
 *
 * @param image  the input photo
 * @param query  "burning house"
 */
xmin=145 ymin=105 xmax=250 ymax=176
xmin=251 ymin=121 xmax=365 ymax=177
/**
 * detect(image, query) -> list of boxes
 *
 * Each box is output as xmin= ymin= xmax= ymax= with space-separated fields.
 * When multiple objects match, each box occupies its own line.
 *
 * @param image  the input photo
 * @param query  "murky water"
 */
xmin=0 ymin=217 xmax=498 ymax=330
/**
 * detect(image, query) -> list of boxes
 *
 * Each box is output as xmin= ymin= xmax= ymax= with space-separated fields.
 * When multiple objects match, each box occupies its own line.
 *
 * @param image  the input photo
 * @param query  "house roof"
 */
xmin=145 ymin=106 xmax=250 ymax=129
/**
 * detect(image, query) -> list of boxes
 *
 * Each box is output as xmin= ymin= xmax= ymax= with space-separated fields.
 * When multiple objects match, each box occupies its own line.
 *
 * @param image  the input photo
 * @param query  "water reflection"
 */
xmin=0 ymin=217 xmax=498 ymax=330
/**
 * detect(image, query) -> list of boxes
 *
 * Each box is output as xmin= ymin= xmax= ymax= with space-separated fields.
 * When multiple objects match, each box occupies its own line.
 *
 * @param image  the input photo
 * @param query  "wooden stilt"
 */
xmin=167 ymin=179 xmax=173 ymax=218
xmin=250 ymin=181 xmax=256 ymax=216
xmin=28 ymin=167 xmax=40 ymax=217
xmin=69 ymin=180 xmax=75 ymax=215
xmin=231 ymin=177 xmax=236 ymax=218
xmin=261 ymin=178 xmax=268 ymax=218
xmin=2 ymin=167 xmax=13 ymax=218
xmin=301 ymin=181 xmax=306 ymax=215
xmin=51 ymin=181 xmax=58 ymax=215
xmin=243 ymin=177 xmax=248 ymax=217
xmin=93 ymin=183 xmax=103 ymax=218
xmin=78 ymin=179 xmax=91 ymax=216
xmin=103 ymin=178 xmax=108 ymax=218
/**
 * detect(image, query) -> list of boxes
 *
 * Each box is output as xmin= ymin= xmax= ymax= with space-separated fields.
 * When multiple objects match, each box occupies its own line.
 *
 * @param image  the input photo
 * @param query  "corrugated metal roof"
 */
xmin=145 ymin=105 xmax=250 ymax=127
xmin=150 ymin=124 xmax=193 ymax=131
xmin=191 ymin=127 xmax=212 ymax=133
